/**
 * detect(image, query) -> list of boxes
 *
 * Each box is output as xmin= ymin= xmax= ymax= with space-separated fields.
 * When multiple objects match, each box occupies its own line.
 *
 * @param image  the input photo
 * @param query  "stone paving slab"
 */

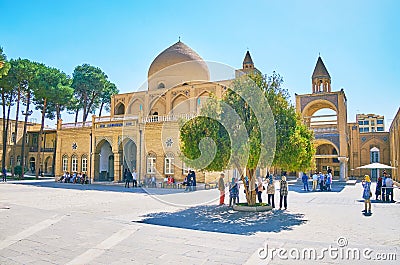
xmin=0 ymin=180 xmax=399 ymax=264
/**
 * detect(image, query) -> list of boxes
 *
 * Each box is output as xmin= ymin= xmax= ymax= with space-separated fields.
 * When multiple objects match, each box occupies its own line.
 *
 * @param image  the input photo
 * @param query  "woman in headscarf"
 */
xmin=362 ymin=175 xmax=372 ymax=213
xmin=279 ymin=175 xmax=288 ymax=210
xmin=256 ymin=177 xmax=264 ymax=203
xmin=267 ymin=175 xmax=275 ymax=208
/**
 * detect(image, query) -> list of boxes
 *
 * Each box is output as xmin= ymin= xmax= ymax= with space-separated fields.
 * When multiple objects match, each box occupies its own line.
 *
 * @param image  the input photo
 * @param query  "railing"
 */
xmin=29 ymin=147 xmax=55 ymax=152
xmin=142 ymin=113 xmax=197 ymax=123
xmin=311 ymin=126 xmax=338 ymax=133
xmin=94 ymin=115 xmax=138 ymax=123
xmin=61 ymin=121 xmax=92 ymax=129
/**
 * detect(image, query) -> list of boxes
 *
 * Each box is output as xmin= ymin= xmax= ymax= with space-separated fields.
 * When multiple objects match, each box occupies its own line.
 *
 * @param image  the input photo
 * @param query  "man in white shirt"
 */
xmin=132 ymin=169 xmax=137 ymax=188
xmin=312 ymin=172 xmax=318 ymax=191
xmin=385 ymin=175 xmax=394 ymax=202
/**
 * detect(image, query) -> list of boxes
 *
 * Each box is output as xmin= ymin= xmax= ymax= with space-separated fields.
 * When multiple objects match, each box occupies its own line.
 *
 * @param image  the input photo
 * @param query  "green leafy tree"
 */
xmin=98 ymin=80 xmax=118 ymax=117
xmin=71 ymin=64 xmax=108 ymax=122
xmin=180 ymin=72 xmax=314 ymax=205
xmin=0 ymin=47 xmax=12 ymax=175
xmin=31 ymin=65 xmax=71 ymax=178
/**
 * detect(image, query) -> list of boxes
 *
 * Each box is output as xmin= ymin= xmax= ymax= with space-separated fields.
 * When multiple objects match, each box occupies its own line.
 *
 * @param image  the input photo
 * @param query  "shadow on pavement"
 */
xmin=11 ymin=181 xmax=188 ymax=195
xmin=137 ymin=205 xmax=307 ymax=236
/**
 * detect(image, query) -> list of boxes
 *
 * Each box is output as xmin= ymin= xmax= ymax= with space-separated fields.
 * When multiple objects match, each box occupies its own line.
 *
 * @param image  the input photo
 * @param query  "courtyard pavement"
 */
xmin=0 ymin=179 xmax=399 ymax=264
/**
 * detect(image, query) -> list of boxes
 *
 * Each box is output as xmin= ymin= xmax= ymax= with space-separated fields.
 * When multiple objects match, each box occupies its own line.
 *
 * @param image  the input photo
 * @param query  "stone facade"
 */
xmin=389 ymin=108 xmax=400 ymax=181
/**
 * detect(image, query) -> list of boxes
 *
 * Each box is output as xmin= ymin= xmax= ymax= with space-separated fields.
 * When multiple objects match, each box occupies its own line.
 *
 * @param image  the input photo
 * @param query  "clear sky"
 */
xmin=1 ymin=0 xmax=399 ymax=129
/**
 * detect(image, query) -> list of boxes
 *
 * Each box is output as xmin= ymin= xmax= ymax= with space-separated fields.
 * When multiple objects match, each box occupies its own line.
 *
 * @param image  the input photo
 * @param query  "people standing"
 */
xmin=2 ymin=168 xmax=7 ymax=182
xmin=312 ymin=172 xmax=318 ymax=191
xmin=267 ymin=177 xmax=275 ymax=208
xmin=381 ymin=171 xmax=387 ymax=202
xmin=229 ymin=177 xmax=238 ymax=207
xmin=125 ymin=169 xmax=132 ymax=188
xmin=191 ymin=170 xmax=197 ymax=191
xmin=318 ymin=172 xmax=325 ymax=191
xmin=385 ymin=175 xmax=394 ymax=202
xmin=132 ymin=169 xmax=137 ymax=188
xmin=256 ymin=177 xmax=263 ymax=203
xmin=375 ymin=175 xmax=382 ymax=200
xmin=362 ymin=175 xmax=372 ymax=213
xmin=218 ymin=173 xmax=226 ymax=205
xmin=326 ymin=173 xmax=332 ymax=191
xmin=279 ymin=175 xmax=288 ymax=210
xmin=301 ymin=173 xmax=309 ymax=191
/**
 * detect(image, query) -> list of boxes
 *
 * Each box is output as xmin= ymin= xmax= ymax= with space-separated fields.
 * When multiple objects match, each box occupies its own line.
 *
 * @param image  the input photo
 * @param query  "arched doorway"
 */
xmin=29 ymin=157 xmax=36 ymax=173
xmin=95 ymin=140 xmax=114 ymax=181
xmin=315 ymin=140 xmax=339 ymax=177
xmin=44 ymin=156 xmax=52 ymax=174
xmin=120 ymin=139 xmax=137 ymax=172
xmin=370 ymin=147 xmax=380 ymax=181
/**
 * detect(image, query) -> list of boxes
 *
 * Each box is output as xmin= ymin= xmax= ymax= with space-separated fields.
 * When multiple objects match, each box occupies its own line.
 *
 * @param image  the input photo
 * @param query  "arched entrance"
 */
xmin=95 ymin=140 xmax=114 ymax=181
xmin=119 ymin=139 xmax=137 ymax=172
xmin=29 ymin=157 xmax=36 ymax=173
xmin=315 ymin=141 xmax=339 ymax=176
xmin=44 ymin=156 xmax=52 ymax=174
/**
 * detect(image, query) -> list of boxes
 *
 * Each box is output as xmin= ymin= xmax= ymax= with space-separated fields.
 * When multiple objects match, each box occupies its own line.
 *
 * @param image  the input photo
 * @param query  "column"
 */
xmin=114 ymin=152 xmax=121 ymax=182
xmin=338 ymin=157 xmax=348 ymax=181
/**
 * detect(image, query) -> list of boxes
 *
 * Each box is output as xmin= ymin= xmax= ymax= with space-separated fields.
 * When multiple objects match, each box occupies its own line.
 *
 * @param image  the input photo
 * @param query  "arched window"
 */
xmin=370 ymin=147 xmax=380 ymax=163
xmin=71 ymin=155 xmax=78 ymax=172
xmin=62 ymin=155 xmax=68 ymax=172
xmin=81 ymin=155 xmax=88 ymax=173
xmin=157 ymin=83 xmax=165 ymax=89
xmin=146 ymin=153 xmax=156 ymax=174
xmin=164 ymin=153 xmax=174 ymax=175
xmin=115 ymin=103 xmax=125 ymax=115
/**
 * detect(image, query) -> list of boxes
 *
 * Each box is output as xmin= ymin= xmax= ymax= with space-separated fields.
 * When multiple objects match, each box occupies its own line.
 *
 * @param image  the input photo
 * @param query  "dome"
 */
xmin=147 ymin=41 xmax=210 ymax=90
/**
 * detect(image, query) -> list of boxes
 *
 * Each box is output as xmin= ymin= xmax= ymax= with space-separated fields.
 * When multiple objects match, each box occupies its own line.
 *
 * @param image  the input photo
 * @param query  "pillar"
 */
xmin=338 ymin=157 xmax=348 ymax=181
xmin=113 ymin=152 xmax=121 ymax=182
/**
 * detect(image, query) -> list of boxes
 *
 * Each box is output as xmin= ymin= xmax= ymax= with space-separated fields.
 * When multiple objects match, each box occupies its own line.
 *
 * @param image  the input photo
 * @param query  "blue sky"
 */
xmin=1 ymin=0 xmax=399 ymax=128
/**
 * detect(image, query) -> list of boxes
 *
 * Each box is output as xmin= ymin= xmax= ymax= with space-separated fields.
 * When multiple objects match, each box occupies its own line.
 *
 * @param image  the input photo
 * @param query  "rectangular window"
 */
xmin=377 ymin=119 xmax=384 ymax=124
xmin=358 ymin=121 xmax=363 ymax=125
xmin=147 ymin=157 xmax=156 ymax=174
xmin=363 ymin=120 xmax=369 ymax=125
xmin=377 ymin=127 xmax=384 ymax=131
xmin=371 ymin=121 xmax=375 ymax=126
xmin=62 ymin=156 xmax=68 ymax=172
xmin=81 ymin=157 xmax=88 ymax=172
xmin=363 ymin=128 xmax=369 ymax=132
xmin=71 ymin=156 xmax=78 ymax=172
xmin=359 ymin=128 xmax=363 ymax=133
xmin=165 ymin=157 xmax=174 ymax=174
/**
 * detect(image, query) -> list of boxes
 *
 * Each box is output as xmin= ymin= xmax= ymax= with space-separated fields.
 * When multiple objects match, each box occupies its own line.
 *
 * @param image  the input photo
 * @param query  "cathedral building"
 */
xmin=2 ymin=40 xmax=398 ymax=183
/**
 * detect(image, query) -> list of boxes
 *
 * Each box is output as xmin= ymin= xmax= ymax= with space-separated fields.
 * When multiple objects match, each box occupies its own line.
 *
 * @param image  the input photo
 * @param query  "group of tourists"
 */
xmin=59 ymin=172 xmax=87 ymax=184
xmin=183 ymin=170 xmax=197 ymax=191
xmin=375 ymin=171 xmax=396 ymax=202
xmin=123 ymin=168 xmax=137 ymax=188
xmin=362 ymin=170 xmax=398 ymax=214
xmin=309 ymin=168 xmax=332 ymax=192
xmin=218 ymin=172 xmax=289 ymax=210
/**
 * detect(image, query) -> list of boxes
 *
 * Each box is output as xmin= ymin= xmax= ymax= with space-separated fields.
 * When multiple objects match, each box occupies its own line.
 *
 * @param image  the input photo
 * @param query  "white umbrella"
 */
xmin=356 ymin=162 xmax=396 ymax=169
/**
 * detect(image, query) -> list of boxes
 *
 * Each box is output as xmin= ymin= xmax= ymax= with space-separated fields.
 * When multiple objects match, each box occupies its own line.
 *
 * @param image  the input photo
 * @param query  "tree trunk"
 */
xmin=246 ymin=168 xmax=257 ymax=205
xmin=98 ymin=102 xmax=104 ymax=117
xmin=36 ymin=98 xmax=46 ymax=179
xmin=10 ymin=85 xmax=21 ymax=176
xmin=20 ymin=91 xmax=31 ymax=179
xmin=1 ymin=91 xmax=7 ymax=174
xmin=74 ymin=109 xmax=79 ymax=123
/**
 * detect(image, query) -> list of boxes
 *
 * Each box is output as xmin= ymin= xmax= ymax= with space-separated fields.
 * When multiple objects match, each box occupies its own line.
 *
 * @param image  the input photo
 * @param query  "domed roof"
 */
xmin=148 ymin=41 xmax=208 ymax=78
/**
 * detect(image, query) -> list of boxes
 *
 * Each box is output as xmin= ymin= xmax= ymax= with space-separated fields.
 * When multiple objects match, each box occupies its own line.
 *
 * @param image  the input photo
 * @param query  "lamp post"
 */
xmin=20 ymin=110 xmax=33 ymax=179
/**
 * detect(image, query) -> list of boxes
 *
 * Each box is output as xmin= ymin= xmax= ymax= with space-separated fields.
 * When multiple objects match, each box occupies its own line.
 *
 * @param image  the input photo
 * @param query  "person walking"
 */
xmin=279 ymin=175 xmax=288 ymax=210
xmin=229 ymin=177 xmax=239 ymax=207
xmin=132 ymin=169 xmax=137 ymax=188
xmin=312 ymin=172 xmax=318 ymax=191
xmin=362 ymin=175 xmax=372 ymax=213
xmin=191 ymin=170 xmax=197 ymax=191
xmin=385 ymin=175 xmax=394 ymax=202
xmin=266 ymin=176 xmax=275 ymax=208
xmin=218 ymin=173 xmax=226 ymax=205
xmin=301 ymin=173 xmax=309 ymax=191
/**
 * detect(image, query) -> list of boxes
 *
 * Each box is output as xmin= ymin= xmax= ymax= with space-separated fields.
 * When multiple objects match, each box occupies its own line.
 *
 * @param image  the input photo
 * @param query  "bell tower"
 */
xmin=235 ymin=50 xmax=261 ymax=78
xmin=296 ymin=56 xmax=349 ymax=181
xmin=312 ymin=56 xmax=331 ymax=93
